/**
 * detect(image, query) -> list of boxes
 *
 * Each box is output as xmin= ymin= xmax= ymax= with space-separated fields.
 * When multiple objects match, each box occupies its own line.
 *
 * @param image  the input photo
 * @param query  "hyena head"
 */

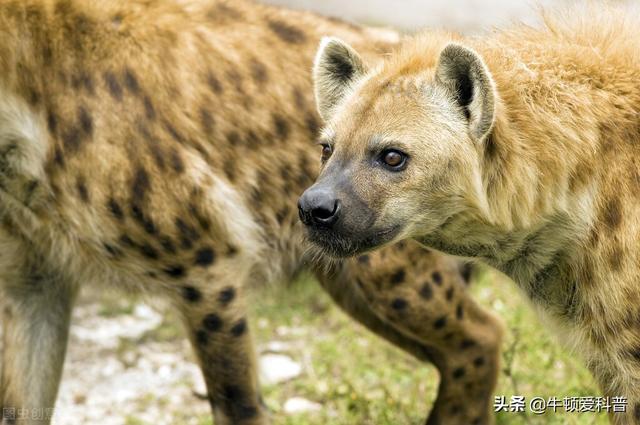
xmin=298 ymin=36 xmax=497 ymax=257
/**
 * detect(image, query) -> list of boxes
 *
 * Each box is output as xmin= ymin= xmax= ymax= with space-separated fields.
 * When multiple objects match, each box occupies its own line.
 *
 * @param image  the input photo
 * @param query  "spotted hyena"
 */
xmin=0 ymin=1 xmax=503 ymax=424
xmin=300 ymin=5 xmax=640 ymax=425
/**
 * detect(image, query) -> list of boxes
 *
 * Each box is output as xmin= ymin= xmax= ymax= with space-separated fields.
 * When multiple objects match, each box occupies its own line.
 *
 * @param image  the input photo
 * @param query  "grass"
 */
xmin=246 ymin=268 xmax=608 ymax=425
xmin=99 ymin=268 xmax=610 ymax=424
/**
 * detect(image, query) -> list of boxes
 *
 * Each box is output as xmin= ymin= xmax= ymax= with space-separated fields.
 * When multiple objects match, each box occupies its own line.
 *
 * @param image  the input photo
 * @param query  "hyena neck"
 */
xmin=419 ymin=208 xmax=589 ymax=311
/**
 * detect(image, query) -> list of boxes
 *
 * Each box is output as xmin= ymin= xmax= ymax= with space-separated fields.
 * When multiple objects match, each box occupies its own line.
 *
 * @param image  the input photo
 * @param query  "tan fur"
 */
xmin=0 ymin=1 xmax=503 ymax=424
xmin=311 ymin=5 xmax=640 ymax=424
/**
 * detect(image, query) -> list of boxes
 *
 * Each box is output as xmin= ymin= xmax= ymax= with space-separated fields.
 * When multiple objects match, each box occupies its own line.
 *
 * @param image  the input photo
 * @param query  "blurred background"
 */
xmin=51 ymin=1 xmax=634 ymax=424
xmin=265 ymin=0 xmax=559 ymax=33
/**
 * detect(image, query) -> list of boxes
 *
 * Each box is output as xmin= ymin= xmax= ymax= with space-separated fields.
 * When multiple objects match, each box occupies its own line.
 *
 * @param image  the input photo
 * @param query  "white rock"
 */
xmin=262 ymin=340 xmax=292 ymax=353
xmin=259 ymin=354 xmax=302 ymax=385
xmin=284 ymin=397 xmax=322 ymax=414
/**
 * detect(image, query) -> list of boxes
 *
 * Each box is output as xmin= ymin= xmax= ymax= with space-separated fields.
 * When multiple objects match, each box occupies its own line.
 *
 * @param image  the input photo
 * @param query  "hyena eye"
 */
xmin=320 ymin=144 xmax=333 ymax=162
xmin=381 ymin=149 xmax=407 ymax=171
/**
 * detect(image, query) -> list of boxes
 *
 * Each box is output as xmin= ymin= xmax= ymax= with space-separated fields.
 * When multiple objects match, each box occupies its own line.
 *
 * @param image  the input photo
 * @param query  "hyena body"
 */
xmin=303 ymin=5 xmax=640 ymax=425
xmin=0 ymin=1 xmax=502 ymax=424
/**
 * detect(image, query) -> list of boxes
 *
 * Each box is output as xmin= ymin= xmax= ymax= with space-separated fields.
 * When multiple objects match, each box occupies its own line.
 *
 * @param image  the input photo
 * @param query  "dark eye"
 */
xmin=321 ymin=144 xmax=333 ymax=162
xmin=381 ymin=149 xmax=407 ymax=170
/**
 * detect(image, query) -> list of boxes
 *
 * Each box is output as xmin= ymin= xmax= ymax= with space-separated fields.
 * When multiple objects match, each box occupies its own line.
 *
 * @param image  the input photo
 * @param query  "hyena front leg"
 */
xmin=590 ymin=355 xmax=640 ymax=425
xmin=177 ymin=278 xmax=267 ymax=425
xmin=0 ymin=250 xmax=78 ymax=425
xmin=333 ymin=242 xmax=503 ymax=425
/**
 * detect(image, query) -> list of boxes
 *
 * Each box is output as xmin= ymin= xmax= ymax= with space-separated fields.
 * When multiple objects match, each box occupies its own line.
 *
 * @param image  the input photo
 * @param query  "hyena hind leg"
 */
xmin=0 ymin=255 xmax=78 ymax=425
xmin=175 ymin=277 xmax=268 ymax=425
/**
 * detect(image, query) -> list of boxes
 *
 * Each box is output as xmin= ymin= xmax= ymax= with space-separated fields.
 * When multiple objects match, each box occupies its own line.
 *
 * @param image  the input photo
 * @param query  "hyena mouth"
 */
xmin=305 ymin=224 xmax=402 ymax=258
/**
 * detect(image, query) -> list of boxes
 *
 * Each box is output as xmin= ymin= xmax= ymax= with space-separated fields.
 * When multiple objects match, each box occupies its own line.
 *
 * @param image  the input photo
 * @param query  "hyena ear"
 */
xmin=313 ymin=37 xmax=367 ymax=122
xmin=435 ymin=43 xmax=496 ymax=142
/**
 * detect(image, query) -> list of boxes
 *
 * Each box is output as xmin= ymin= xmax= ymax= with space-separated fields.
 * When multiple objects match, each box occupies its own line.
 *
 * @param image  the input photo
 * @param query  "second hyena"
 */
xmin=0 ymin=1 xmax=502 ymax=424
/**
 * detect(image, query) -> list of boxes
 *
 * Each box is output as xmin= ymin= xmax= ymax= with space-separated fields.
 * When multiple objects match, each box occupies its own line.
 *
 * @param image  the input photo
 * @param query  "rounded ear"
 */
xmin=313 ymin=37 xmax=367 ymax=122
xmin=435 ymin=43 xmax=496 ymax=142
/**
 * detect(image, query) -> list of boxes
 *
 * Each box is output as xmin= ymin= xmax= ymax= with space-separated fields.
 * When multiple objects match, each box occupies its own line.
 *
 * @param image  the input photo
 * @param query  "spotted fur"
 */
xmin=0 ymin=1 xmax=502 ymax=424
xmin=310 ymin=5 xmax=640 ymax=424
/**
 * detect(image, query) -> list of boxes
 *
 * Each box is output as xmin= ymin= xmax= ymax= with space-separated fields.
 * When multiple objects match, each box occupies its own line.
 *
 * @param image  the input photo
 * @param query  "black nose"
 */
xmin=298 ymin=188 xmax=341 ymax=227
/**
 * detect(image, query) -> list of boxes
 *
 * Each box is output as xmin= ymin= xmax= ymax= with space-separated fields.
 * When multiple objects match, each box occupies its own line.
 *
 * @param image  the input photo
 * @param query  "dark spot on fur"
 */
xmin=163 ymin=265 xmax=185 ymax=278
xmin=62 ymin=126 xmax=81 ymax=152
xmin=123 ymin=68 xmax=140 ymax=95
xmin=419 ymin=282 xmax=433 ymax=300
xmin=391 ymin=298 xmax=408 ymax=311
xmin=47 ymin=110 xmax=58 ymax=134
xmin=75 ymin=176 xmax=89 ymax=203
xmin=305 ymin=112 xmax=320 ymax=137
xmin=460 ymin=339 xmax=476 ymax=349
xmin=390 ymin=269 xmax=406 ymax=285
xmin=24 ymin=179 xmax=38 ymax=200
xmin=473 ymin=356 xmax=485 ymax=367
xmin=163 ymin=121 xmax=184 ymax=144
xmin=227 ymin=245 xmax=239 ymax=256
xmin=275 ymin=207 xmax=289 ymax=224
xmin=195 ymin=247 xmax=216 ymax=267
xmin=452 ymin=367 xmax=466 ymax=379
xmin=71 ymin=71 xmax=94 ymax=94
xmin=119 ymin=234 xmax=136 ymax=247
xmin=602 ymin=197 xmax=622 ymax=230
xmin=196 ymin=329 xmax=208 ymax=346
xmin=53 ymin=146 xmax=65 ymax=167
xmin=609 ymin=244 xmax=624 ymax=272
xmin=357 ymin=255 xmax=370 ymax=265
xmin=200 ymin=107 xmax=215 ymax=133
xmin=159 ymin=236 xmax=177 ymax=254
xmin=224 ymin=162 xmax=236 ymax=182
xmin=627 ymin=346 xmax=640 ymax=361
xmin=222 ymin=385 xmax=259 ymax=421
xmin=78 ymin=106 xmax=93 ymax=135
xmin=103 ymin=243 xmax=121 ymax=257
xmin=169 ymin=148 xmax=185 ymax=173
xmin=219 ymin=287 xmax=236 ymax=306
xmin=272 ymin=113 xmax=290 ymax=140
xmin=203 ymin=313 xmax=222 ymax=332
xmin=140 ymin=243 xmax=159 ymax=260
xmin=103 ymin=71 xmax=123 ymax=101
xmin=207 ymin=3 xmax=243 ymax=22
xmin=182 ymin=286 xmax=202 ymax=303
xmin=244 ymin=130 xmax=260 ymax=148
xmin=249 ymin=58 xmax=268 ymax=84
xmin=131 ymin=167 xmax=150 ymax=202
xmin=456 ymin=303 xmax=464 ymax=320
xmin=143 ymin=96 xmax=156 ymax=120
xmin=434 ymin=315 xmax=447 ymax=329
xmin=634 ymin=403 xmax=640 ymax=420
xmin=445 ymin=287 xmax=454 ymax=301
xmin=24 ymin=85 xmax=39 ymax=105
xmin=226 ymin=130 xmax=241 ymax=145
xmin=176 ymin=218 xmax=199 ymax=249
xmin=206 ymin=72 xmax=223 ymax=94
xmin=130 ymin=203 xmax=157 ymax=235
xmin=267 ymin=20 xmax=307 ymax=44
xmin=107 ymin=198 xmax=124 ymax=220
xmin=432 ymin=271 xmax=443 ymax=286
xmin=230 ymin=319 xmax=247 ymax=337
